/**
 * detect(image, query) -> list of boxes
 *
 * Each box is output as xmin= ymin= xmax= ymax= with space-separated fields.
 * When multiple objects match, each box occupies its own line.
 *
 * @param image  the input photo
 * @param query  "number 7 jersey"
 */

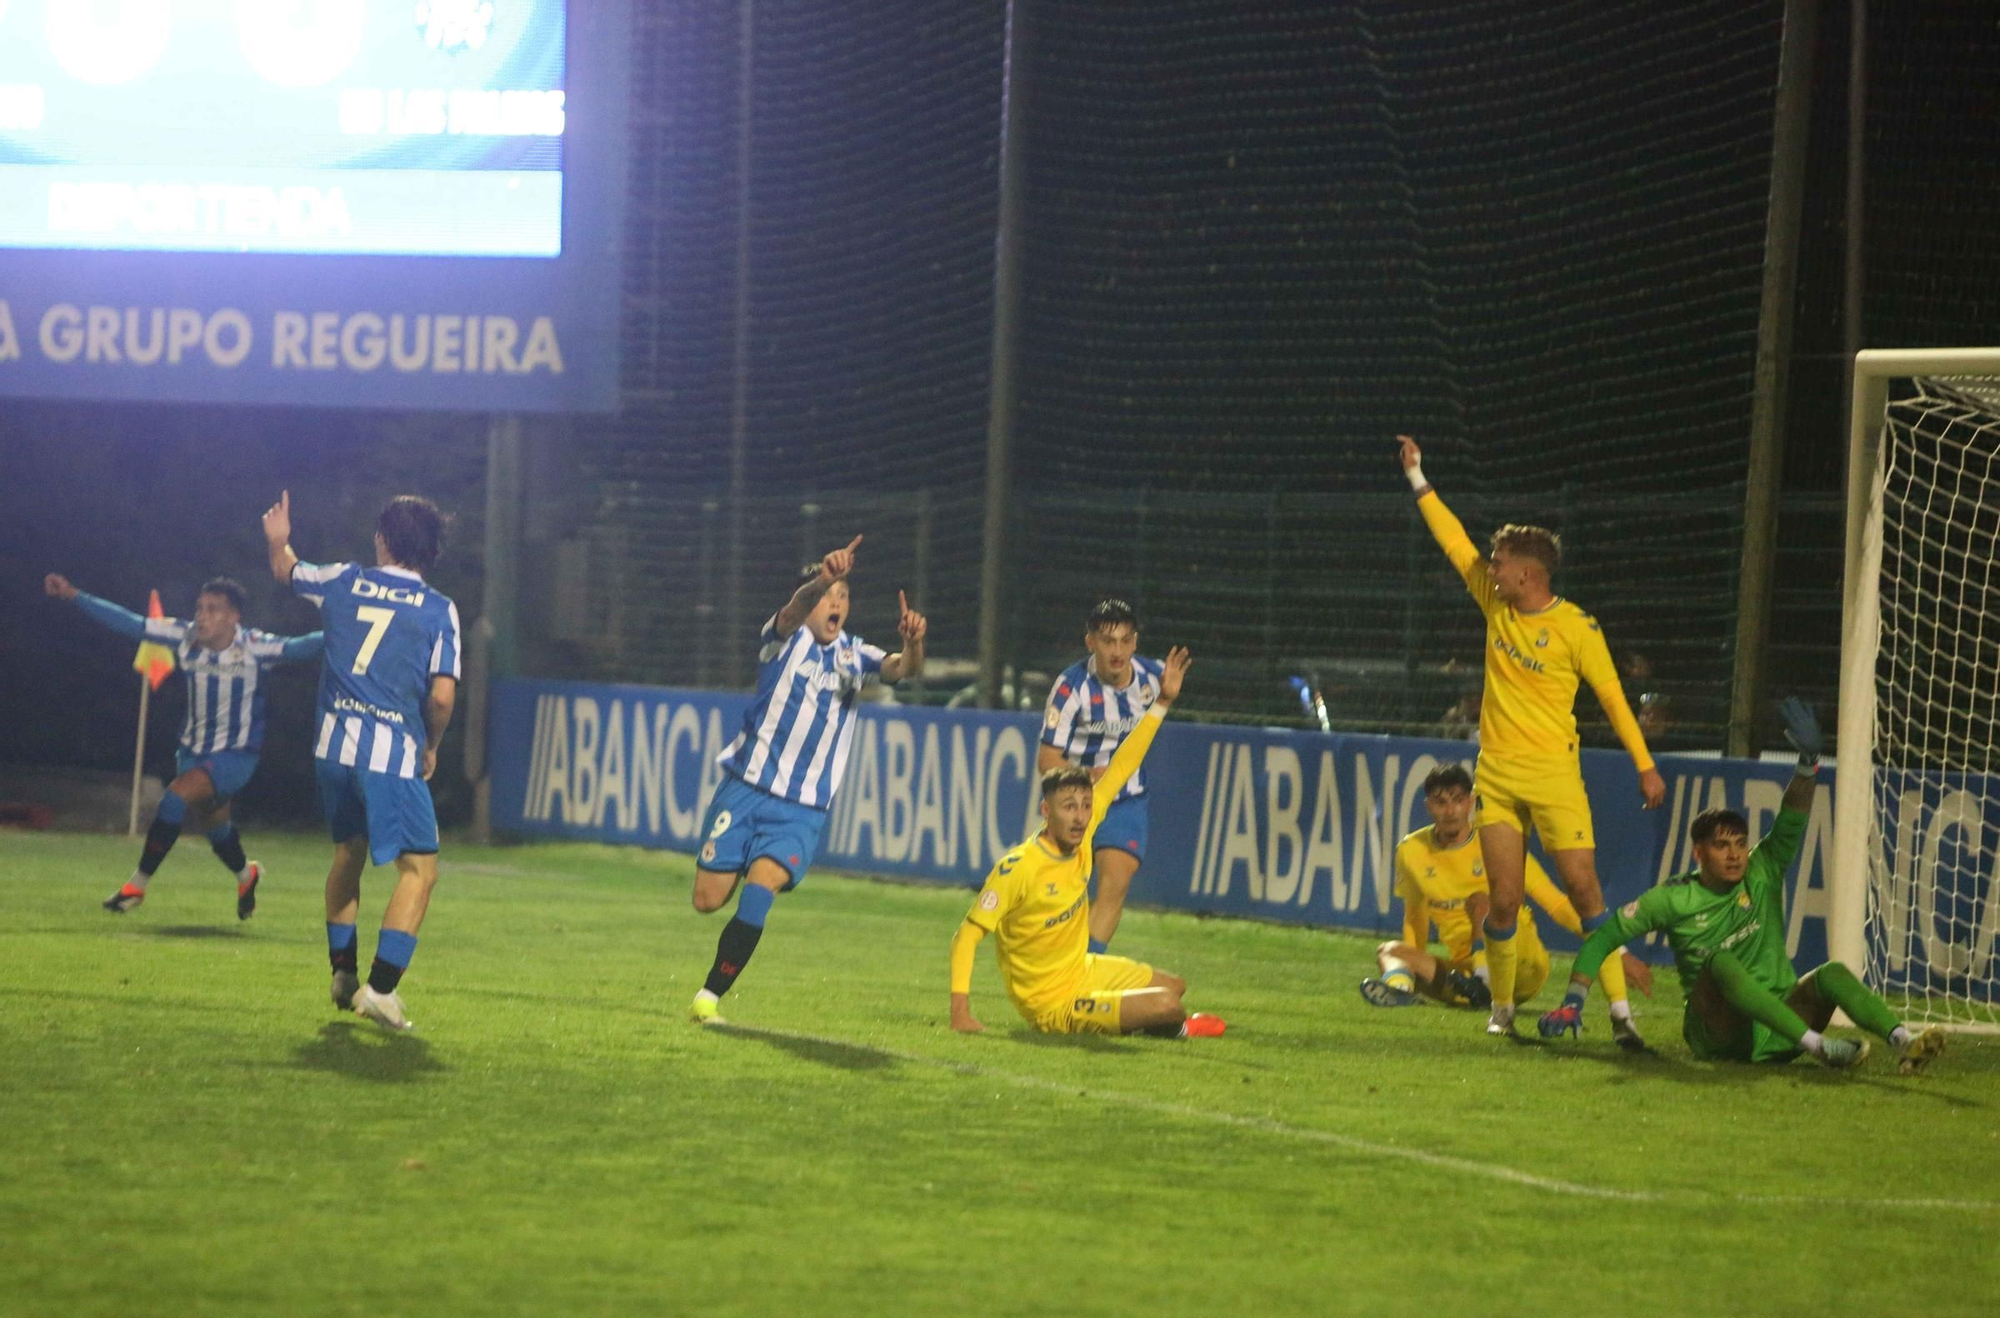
xmin=292 ymin=561 xmax=461 ymax=777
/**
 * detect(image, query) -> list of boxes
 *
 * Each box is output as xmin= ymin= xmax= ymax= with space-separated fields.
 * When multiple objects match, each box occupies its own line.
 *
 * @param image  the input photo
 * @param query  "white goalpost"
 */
xmin=1833 ymin=347 xmax=2000 ymax=1032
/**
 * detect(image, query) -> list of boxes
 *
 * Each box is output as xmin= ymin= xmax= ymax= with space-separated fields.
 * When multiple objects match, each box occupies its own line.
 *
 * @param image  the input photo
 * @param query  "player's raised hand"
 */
xmin=43 ymin=573 xmax=77 ymax=600
xmin=261 ymin=489 xmax=292 ymax=547
xmin=897 ymin=589 xmax=927 ymax=644
xmin=1779 ymin=695 xmax=1823 ymax=762
xmin=1396 ymin=434 xmax=1423 ymax=471
xmin=1157 ymin=645 xmax=1193 ymax=705
xmin=821 ymin=534 xmax=862 ymax=581
xmin=1639 ymin=766 xmax=1666 ymax=810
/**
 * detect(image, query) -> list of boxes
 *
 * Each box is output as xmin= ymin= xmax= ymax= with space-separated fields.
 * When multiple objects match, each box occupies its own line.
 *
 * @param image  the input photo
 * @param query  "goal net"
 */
xmin=1834 ymin=349 xmax=2000 ymax=1031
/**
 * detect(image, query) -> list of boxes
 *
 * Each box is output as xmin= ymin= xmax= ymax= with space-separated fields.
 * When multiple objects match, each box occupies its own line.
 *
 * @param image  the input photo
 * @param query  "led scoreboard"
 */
xmin=0 ymin=1 xmax=629 ymax=412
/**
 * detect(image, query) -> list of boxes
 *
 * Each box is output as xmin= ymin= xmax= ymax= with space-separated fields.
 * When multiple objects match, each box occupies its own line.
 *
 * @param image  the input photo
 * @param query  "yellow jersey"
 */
xmin=963 ymin=704 xmax=1165 ymax=1013
xmin=1416 ymin=490 xmax=1652 ymax=771
xmin=1393 ymin=825 xmax=1582 ymax=961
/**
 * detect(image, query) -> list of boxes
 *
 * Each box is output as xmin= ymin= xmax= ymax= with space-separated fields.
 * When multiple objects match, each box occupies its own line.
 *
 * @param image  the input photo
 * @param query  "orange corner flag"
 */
xmin=133 ymin=590 xmax=176 ymax=691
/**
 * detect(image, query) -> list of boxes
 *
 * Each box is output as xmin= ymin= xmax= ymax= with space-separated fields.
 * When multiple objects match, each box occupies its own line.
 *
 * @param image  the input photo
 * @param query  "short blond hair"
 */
xmin=1490 ymin=523 xmax=1560 ymax=577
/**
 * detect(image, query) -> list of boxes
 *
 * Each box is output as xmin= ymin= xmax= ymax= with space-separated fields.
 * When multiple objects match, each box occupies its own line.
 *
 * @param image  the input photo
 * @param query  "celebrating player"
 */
xmin=263 ymin=490 xmax=460 ymax=1033
xmin=1396 ymin=434 xmax=1663 ymax=1036
xmin=688 ymin=535 xmax=927 ymax=1024
xmin=1540 ymin=699 xmax=1948 ymax=1073
xmin=1038 ymin=597 xmax=1166 ymax=953
xmin=44 ymin=572 xmax=322 ymax=918
xmin=949 ymin=647 xmax=1224 ymax=1039
xmin=1361 ymin=762 xmax=1650 ymax=1048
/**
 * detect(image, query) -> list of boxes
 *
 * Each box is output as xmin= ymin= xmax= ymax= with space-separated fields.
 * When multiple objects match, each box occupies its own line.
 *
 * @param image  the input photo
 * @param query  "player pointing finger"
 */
xmin=821 ymin=534 xmax=862 ymax=581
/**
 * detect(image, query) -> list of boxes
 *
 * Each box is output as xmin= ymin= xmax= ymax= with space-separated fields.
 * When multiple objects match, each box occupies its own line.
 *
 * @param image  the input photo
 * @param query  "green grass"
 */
xmin=2 ymin=831 xmax=1997 ymax=1318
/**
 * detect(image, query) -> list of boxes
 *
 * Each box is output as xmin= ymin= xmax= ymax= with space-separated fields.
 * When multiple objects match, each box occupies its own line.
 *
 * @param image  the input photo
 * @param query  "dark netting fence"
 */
xmin=540 ymin=0 xmax=2000 ymax=753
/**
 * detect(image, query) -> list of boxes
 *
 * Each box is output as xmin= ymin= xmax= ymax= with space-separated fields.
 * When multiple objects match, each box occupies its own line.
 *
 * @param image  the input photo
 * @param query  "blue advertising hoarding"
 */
xmin=0 ymin=1 xmax=626 ymax=411
xmin=482 ymin=677 xmax=1958 ymax=975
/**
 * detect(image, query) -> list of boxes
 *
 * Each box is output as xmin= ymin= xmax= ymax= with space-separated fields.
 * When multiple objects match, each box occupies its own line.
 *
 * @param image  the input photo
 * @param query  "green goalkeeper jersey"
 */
xmin=1572 ymin=808 xmax=1807 ymax=998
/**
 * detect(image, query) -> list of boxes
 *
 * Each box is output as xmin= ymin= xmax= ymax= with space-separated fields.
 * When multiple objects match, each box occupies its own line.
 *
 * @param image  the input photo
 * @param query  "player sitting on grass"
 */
xmin=44 ymin=572 xmax=322 ymax=919
xmin=689 ymin=536 xmax=927 ymax=1024
xmin=1361 ymin=762 xmax=1650 ymax=1047
xmin=1540 ymin=698 xmax=1947 ymax=1074
xmin=949 ymin=647 xmax=1224 ymax=1039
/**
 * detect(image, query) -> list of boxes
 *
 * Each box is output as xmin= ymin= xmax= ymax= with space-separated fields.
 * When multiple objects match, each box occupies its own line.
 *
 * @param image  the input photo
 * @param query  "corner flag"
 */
xmin=133 ymin=590 xmax=175 ymax=690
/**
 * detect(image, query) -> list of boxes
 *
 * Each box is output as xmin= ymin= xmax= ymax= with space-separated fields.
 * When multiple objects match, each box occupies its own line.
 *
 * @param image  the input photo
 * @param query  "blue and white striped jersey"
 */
xmin=291 ymin=562 xmax=460 ymax=780
xmin=1041 ymin=655 xmax=1166 ymax=801
xmin=717 ymin=615 xmax=887 ymax=807
xmin=69 ymin=591 xmax=323 ymax=756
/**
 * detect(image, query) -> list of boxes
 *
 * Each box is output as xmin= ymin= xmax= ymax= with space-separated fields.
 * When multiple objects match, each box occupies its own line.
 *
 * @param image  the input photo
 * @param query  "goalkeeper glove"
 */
xmin=1778 ymin=695 xmax=1823 ymax=769
xmin=1537 ymin=986 xmax=1589 ymax=1039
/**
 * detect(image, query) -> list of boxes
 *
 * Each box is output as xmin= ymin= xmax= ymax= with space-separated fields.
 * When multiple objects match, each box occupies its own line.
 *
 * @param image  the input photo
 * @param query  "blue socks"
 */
xmin=368 ymin=928 xmax=418 ymax=994
xmin=327 ymin=922 xmax=358 ymax=974
xmin=736 ymin=883 xmax=775 ymax=928
xmin=704 ymin=883 xmax=776 ymax=998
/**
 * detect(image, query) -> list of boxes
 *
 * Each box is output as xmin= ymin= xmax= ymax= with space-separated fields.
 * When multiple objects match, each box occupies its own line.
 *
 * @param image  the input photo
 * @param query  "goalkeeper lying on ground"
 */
xmin=1539 ymin=698 xmax=1947 ymax=1073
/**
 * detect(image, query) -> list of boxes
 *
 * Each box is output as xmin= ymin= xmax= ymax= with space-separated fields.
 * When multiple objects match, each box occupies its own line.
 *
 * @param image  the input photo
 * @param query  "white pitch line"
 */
xmin=710 ymin=1023 xmax=2000 ymax=1214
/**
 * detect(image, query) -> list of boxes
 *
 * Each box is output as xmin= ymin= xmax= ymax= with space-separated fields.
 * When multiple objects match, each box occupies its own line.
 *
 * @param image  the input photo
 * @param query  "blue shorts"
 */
xmin=315 ymin=760 xmax=440 ymax=867
xmin=1095 ymin=794 xmax=1149 ymax=862
xmin=697 ymin=774 xmax=828 ymax=889
xmin=175 ymin=748 xmax=259 ymax=804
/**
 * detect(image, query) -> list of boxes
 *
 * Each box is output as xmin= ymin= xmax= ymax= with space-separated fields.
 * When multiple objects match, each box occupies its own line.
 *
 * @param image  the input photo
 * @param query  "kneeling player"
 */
xmin=1541 ymin=699 xmax=1947 ymax=1074
xmin=1363 ymin=762 xmax=1648 ymax=1049
xmin=949 ymin=647 xmax=1223 ymax=1038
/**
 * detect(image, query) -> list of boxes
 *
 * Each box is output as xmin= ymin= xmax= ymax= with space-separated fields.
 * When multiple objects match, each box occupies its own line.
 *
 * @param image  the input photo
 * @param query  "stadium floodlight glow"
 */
xmin=236 ymin=0 xmax=369 ymax=89
xmin=1834 ymin=346 xmax=2000 ymax=1033
xmin=46 ymin=0 xmax=174 ymax=86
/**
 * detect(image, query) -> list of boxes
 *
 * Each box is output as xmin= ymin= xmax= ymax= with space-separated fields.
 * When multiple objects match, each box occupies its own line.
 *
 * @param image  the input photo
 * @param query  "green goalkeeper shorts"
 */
xmin=1681 ymin=1006 xmax=1804 ymax=1064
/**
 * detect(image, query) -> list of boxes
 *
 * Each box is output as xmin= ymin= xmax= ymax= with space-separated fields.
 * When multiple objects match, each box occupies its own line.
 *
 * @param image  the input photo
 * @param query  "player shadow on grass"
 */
xmin=1525 ymin=1038 xmax=1987 ymax=1106
xmin=706 ymin=1023 xmax=898 ymax=1072
xmin=1005 ymin=1029 xmax=1139 ymax=1054
xmin=288 ymin=1021 xmax=447 ymax=1084
xmin=145 ymin=925 xmax=246 ymax=940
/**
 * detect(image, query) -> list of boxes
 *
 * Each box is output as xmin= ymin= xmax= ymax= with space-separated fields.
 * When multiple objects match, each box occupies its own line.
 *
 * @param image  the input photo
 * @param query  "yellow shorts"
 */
xmin=1026 ymin=954 xmax=1157 ymax=1035
xmin=1474 ymin=756 xmax=1595 ymax=851
xmin=1470 ymin=910 xmax=1552 ymax=1004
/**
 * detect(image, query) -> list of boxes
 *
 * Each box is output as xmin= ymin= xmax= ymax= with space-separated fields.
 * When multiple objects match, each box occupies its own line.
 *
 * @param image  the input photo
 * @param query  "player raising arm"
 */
xmin=1540 ymin=699 xmax=1947 ymax=1073
xmin=950 ymin=647 xmax=1224 ymax=1039
xmin=687 ymin=535 xmax=927 ymax=1024
xmin=44 ymin=572 xmax=322 ymax=918
xmin=1397 ymin=434 xmax=1662 ymax=1038
xmin=265 ymin=490 xmax=460 ymax=1032
xmin=1361 ymin=762 xmax=1650 ymax=1046
xmin=1038 ymin=597 xmax=1166 ymax=954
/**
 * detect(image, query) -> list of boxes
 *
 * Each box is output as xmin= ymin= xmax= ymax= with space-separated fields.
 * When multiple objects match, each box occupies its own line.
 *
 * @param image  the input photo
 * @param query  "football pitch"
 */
xmin=3 ymin=832 xmax=1996 ymax=1318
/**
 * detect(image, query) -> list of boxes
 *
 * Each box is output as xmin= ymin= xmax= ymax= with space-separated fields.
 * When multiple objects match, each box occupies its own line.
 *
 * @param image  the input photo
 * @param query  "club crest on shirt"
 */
xmin=1738 ymin=889 xmax=1751 ymax=909
xmin=978 ymin=889 xmax=999 ymax=912
xmin=1621 ymin=900 xmax=1640 ymax=919
xmin=1535 ymin=628 xmax=1550 ymax=648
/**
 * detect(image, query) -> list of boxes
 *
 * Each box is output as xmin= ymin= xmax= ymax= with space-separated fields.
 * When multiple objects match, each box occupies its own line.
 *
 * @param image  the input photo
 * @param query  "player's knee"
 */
xmin=1376 ymin=940 xmax=1400 ymax=962
xmin=1157 ymin=972 xmax=1186 ymax=998
xmin=691 ymin=885 xmax=728 ymax=914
